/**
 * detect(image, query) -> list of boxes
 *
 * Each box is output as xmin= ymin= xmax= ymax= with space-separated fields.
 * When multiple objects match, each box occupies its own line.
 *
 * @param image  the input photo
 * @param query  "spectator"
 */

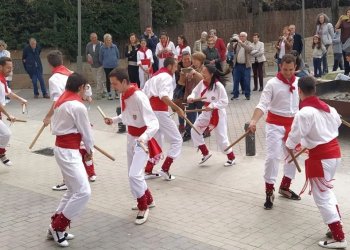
xmin=176 ymin=35 xmax=191 ymax=62
xmin=155 ymin=31 xmax=176 ymax=69
xmin=140 ymin=26 xmax=159 ymax=71
xmin=316 ymin=13 xmax=334 ymax=75
xmin=99 ymin=33 xmax=120 ymax=100
xmin=203 ymin=36 xmax=221 ymax=71
xmin=275 ymin=26 xmax=293 ymax=71
xmin=0 ymin=40 xmax=12 ymax=102
xmin=312 ymin=35 xmax=326 ymax=78
xmin=289 ymin=24 xmax=303 ymax=55
xmin=86 ymin=32 xmax=106 ymax=99
xmin=250 ymin=33 xmax=266 ymax=91
xmin=333 ymin=29 xmax=344 ymax=71
xmin=227 ymin=34 xmax=238 ymax=69
xmin=231 ymin=32 xmax=253 ymax=100
xmin=335 ymin=52 xmax=350 ymax=80
xmin=125 ymin=33 xmax=140 ymax=87
xmin=22 ymin=38 xmax=49 ymax=98
xmin=291 ymin=50 xmax=309 ymax=77
xmin=193 ymin=31 xmax=208 ymax=53
xmin=335 ymin=8 xmax=350 ymax=75
xmin=137 ymin=38 xmax=153 ymax=89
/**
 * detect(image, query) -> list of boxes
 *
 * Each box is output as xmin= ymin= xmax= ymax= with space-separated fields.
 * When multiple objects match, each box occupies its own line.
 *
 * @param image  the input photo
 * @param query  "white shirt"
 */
xmin=187 ymin=80 xmax=228 ymax=110
xmin=175 ymin=45 xmax=191 ymax=59
xmin=143 ymin=72 xmax=174 ymax=100
xmin=286 ymin=106 xmax=341 ymax=150
xmin=52 ymin=100 xmax=94 ymax=153
xmin=0 ymin=79 xmax=11 ymax=106
xmin=137 ymin=49 xmax=154 ymax=69
xmin=49 ymin=73 xmax=69 ymax=101
xmin=256 ymin=76 xmax=299 ymax=117
xmin=112 ymin=90 xmax=159 ymax=142
xmin=155 ymin=41 xmax=176 ymax=58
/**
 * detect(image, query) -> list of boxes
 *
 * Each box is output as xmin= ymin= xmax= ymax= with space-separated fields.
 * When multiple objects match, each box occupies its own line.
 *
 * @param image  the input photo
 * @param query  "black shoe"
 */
xmin=264 ymin=191 xmax=275 ymax=210
xmin=117 ymin=123 xmax=126 ymax=133
xmin=253 ymin=87 xmax=257 ymax=91
xmin=278 ymin=188 xmax=301 ymax=200
xmin=246 ymin=96 xmax=250 ymax=100
xmin=182 ymin=132 xmax=191 ymax=142
xmin=259 ymin=87 xmax=263 ymax=91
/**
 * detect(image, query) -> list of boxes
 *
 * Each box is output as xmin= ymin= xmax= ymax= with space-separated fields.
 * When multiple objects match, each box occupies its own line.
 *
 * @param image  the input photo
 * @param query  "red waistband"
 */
xmin=159 ymin=52 xmax=173 ymax=59
xmin=150 ymin=96 xmax=168 ymax=111
xmin=55 ymin=133 xmax=82 ymax=149
xmin=128 ymin=126 xmax=147 ymax=137
xmin=266 ymin=111 xmax=294 ymax=126
xmin=309 ymin=138 xmax=341 ymax=160
xmin=141 ymin=59 xmax=151 ymax=66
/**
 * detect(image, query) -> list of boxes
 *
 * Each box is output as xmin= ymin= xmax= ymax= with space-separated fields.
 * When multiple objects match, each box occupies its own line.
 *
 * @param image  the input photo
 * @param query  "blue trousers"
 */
xmin=313 ymin=58 xmax=322 ymax=77
xmin=233 ymin=64 xmax=251 ymax=98
xmin=31 ymin=68 xmax=47 ymax=96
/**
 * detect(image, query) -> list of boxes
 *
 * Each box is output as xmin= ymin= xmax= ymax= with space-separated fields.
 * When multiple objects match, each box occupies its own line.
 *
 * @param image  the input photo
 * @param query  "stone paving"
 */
xmin=0 ymin=77 xmax=349 ymax=249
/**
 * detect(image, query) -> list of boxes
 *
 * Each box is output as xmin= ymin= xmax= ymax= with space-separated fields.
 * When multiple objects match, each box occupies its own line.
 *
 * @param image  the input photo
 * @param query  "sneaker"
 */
xmin=159 ymin=170 xmax=175 ymax=181
xmin=132 ymin=201 xmax=156 ymax=210
xmin=52 ymin=183 xmax=68 ymax=191
xmin=318 ymin=239 xmax=347 ymax=249
xmin=182 ymin=132 xmax=191 ymax=142
xmin=135 ymin=208 xmax=149 ymax=225
xmin=231 ymin=96 xmax=239 ymax=100
xmin=117 ymin=123 xmax=126 ymax=133
xmin=144 ymin=172 xmax=161 ymax=180
xmin=246 ymin=96 xmax=250 ymax=100
xmin=5 ymin=99 xmax=10 ymax=104
xmin=224 ymin=159 xmax=235 ymax=167
xmin=47 ymin=228 xmax=74 ymax=240
xmin=115 ymin=94 xmax=119 ymax=100
xmin=48 ymin=225 xmax=69 ymax=247
xmin=264 ymin=191 xmax=275 ymax=210
xmin=43 ymin=94 xmax=50 ymax=99
xmin=88 ymin=175 xmax=97 ymax=182
xmin=0 ymin=155 xmax=13 ymax=166
xmin=108 ymin=95 xmax=113 ymax=100
xmin=278 ymin=188 xmax=301 ymax=200
xmin=199 ymin=154 xmax=212 ymax=164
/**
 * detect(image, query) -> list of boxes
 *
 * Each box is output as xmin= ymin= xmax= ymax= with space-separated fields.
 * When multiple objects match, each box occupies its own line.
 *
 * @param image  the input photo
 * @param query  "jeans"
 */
xmin=313 ymin=57 xmax=322 ymax=77
xmin=233 ymin=64 xmax=251 ymax=98
xmin=333 ymin=53 xmax=344 ymax=71
xmin=321 ymin=45 xmax=329 ymax=74
xmin=31 ymin=68 xmax=47 ymax=96
xmin=103 ymin=68 xmax=114 ymax=93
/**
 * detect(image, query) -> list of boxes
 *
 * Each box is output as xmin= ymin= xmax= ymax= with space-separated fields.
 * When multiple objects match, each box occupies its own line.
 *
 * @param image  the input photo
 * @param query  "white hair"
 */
xmin=240 ymin=32 xmax=248 ymax=37
xmin=103 ymin=33 xmax=112 ymax=40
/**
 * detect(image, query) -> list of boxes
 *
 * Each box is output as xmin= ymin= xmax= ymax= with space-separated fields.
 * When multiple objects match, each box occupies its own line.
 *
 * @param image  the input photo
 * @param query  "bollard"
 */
xmin=244 ymin=122 xmax=256 ymax=156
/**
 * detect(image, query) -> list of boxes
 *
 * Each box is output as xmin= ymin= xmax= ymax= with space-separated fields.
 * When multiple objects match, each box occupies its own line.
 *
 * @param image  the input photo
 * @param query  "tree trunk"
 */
xmin=331 ymin=0 xmax=339 ymax=25
xmin=252 ymin=0 xmax=262 ymax=39
xmin=139 ymin=0 xmax=152 ymax=32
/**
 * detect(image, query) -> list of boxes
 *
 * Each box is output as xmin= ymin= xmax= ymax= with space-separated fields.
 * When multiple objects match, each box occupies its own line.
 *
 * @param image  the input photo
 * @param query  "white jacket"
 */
xmin=250 ymin=41 xmax=266 ymax=63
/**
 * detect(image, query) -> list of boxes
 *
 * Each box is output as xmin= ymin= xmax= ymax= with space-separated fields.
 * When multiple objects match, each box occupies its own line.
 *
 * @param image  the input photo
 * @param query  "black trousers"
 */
xmin=252 ymin=61 xmax=264 ymax=88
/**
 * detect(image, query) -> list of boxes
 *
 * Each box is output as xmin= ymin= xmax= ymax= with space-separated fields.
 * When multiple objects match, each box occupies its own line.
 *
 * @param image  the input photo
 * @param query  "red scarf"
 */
xmin=139 ymin=47 xmax=148 ymax=59
xmin=54 ymin=90 xmax=82 ymax=109
xmin=299 ymin=96 xmax=330 ymax=113
xmin=161 ymin=38 xmax=169 ymax=49
xmin=0 ymin=73 xmax=8 ymax=94
xmin=276 ymin=72 xmax=296 ymax=93
xmin=178 ymin=44 xmax=186 ymax=61
xmin=152 ymin=67 xmax=173 ymax=77
xmin=121 ymin=84 xmax=139 ymax=111
xmin=52 ymin=65 xmax=73 ymax=76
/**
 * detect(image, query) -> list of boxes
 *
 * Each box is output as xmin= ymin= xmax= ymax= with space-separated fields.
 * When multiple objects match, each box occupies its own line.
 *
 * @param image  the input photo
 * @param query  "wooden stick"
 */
xmin=224 ymin=131 xmax=250 ymax=152
xmin=7 ymin=118 xmax=27 ymax=123
xmin=97 ymin=106 xmax=107 ymax=119
xmin=288 ymin=148 xmax=302 ymax=173
xmin=138 ymin=141 xmax=149 ymax=154
xmin=191 ymin=97 xmax=207 ymax=103
xmin=288 ymin=148 xmax=307 ymax=163
xmin=29 ymin=124 xmax=46 ymax=149
xmin=341 ymin=118 xmax=350 ymax=128
xmin=185 ymin=108 xmax=212 ymax=113
xmin=94 ymin=145 xmax=115 ymax=161
xmin=183 ymin=115 xmax=201 ymax=135
xmin=22 ymin=104 xmax=26 ymax=114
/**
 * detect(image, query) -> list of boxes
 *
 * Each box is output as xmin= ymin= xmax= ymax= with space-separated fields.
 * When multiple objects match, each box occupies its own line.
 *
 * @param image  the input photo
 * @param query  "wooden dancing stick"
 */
xmin=341 ymin=118 xmax=350 ymax=128
xmin=7 ymin=118 xmax=27 ymax=122
xmin=137 ymin=141 xmax=149 ymax=154
xmin=22 ymin=103 xmax=26 ymax=114
xmin=93 ymin=145 xmax=115 ymax=161
xmin=288 ymin=148 xmax=307 ymax=164
xmin=190 ymin=97 xmax=207 ymax=103
xmin=185 ymin=108 xmax=212 ymax=113
xmin=288 ymin=148 xmax=302 ymax=173
xmin=97 ymin=106 xmax=107 ymax=119
xmin=183 ymin=115 xmax=200 ymax=135
xmin=29 ymin=124 xmax=46 ymax=149
xmin=224 ymin=131 xmax=250 ymax=152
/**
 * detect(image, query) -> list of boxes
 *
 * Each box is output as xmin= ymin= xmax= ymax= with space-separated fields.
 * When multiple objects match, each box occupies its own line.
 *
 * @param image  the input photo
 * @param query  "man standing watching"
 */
xmin=141 ymin=26 xmax=159 ymax=72
xmin=289 ymin=24 xmax=303 ymax=56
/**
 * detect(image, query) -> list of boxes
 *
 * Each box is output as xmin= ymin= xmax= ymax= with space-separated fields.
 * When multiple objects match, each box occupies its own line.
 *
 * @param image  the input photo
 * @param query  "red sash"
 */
xmin=300 ymin=96 xmax=330 ymax=113
xmin=55 ymin=133 xmax=82 ymax=149
xmin=128 ymin=126 xmax=162 ymax=164
xmin=0 ymin=73 xmax=9 ymax=94
xmin=276 ymin=72 xmax=296 ymax=93
xmin=201 ymin=81 xmax=219 ymax=131
xmin=149 ymin=96 xmax=168 ymax=111
xmin=152 ymin=67 xmax=172 ymax=77
xmin=52 ymin=65 xmax=72 ymax=76
xmin=266 ymin=111 xmax=294 ymax=141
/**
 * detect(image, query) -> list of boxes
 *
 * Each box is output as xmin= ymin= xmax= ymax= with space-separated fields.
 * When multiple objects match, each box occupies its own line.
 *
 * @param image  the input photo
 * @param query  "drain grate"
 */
xmin=32 ymin=147 xmax=54 ymax=156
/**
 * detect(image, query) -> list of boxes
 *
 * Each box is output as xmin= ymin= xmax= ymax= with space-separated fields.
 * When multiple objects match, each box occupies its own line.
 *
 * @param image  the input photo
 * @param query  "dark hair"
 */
xmin=65 ymin=73 xmax=87 ymax=92
xmin=109 ymin=67 xmax=130 ymax=83
xmin=182 ymin=51 xmax=191 ymax=57
xmin=281 ymin=54 xmax=296 ymax=65
xmin=164 ymin=57 xmax=176 ymax=68
xmin=291 ymin=50 xmax=302 ymax=70
xmin=0 ymin=57 xmax=12 ymax=66
xmin=160 ymin=31 xmax=168 ymax=37
xmin=178 ymin=34 xmax=188 ymax=47
xmin=312 ymin=35 xmax=322 ymax=49
xmin=298 ymin=76 xmax=316 ymax=96
xmin=47 ymin=50 xmax=63 ymax=67
xmin=204 ymin=64 xmax=218 ymax=91
xmin=253 ymin=33 xmax=260 ymax=38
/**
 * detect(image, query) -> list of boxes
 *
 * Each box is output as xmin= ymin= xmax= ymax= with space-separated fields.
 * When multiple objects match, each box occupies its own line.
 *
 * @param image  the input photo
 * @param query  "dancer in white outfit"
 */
xmin=137 ymin=38 xmax=154 ymax=89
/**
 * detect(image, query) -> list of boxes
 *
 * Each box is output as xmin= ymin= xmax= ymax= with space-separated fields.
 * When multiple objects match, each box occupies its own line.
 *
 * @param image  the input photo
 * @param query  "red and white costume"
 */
xmin=112 ymin=84 xmax=160 ymax=210
xmin=286 ymin=96 xmax=345 ymax=242
xmin=155 ymin=40 xmax=176 ymax=68
xmin=0 ymin=74 xmax=11 ymax=156
xmin=137 ymin=47 xmax=154 ymax=89
xmin=143 ymin=68 xmax=182 ymax=174
xmin=50 ymin=90 xmax=93 ymax=231
xmin=187 ymin=80 xmax=235 ymax=160
xmin=175 ymin=45 xmax=191 ymax=62
xmin=256 ymin=72 xmax=299 ymax=191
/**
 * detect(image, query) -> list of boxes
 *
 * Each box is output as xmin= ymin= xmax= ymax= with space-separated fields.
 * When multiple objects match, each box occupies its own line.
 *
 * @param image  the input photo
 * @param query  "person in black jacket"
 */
xmin=289 ymin=24 xmax=303 ymax=56
xmin=140 ymin=26 xmax=159 ymax=72
xmin=22 ymin=38 xmax=49 ymax=98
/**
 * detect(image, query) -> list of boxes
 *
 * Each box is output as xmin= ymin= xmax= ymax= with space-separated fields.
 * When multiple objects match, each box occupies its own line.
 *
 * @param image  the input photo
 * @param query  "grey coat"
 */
xmin=86 ymin=41 xmax=103 ymax=68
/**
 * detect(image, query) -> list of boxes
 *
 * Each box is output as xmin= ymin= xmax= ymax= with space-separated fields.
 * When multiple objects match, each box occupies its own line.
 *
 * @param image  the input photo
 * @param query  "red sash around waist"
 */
xmin=266 ymin=111 xmax=294 ymax=141
xmin=55 ymin=133 xmax=82 ymax=149
xmin=203 ymin=101 xmax=219 ymax=131
xmin=159 ymin=52 xmax=173 ymax=59
xmin=141 ymin=59 xmax=151 ymax=66
xmin=149 ymin=96 xmax=168 ymax=111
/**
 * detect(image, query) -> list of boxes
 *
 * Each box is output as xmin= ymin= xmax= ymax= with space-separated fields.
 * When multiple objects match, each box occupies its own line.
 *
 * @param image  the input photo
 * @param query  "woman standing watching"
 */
xmin=275 ymin=26 xmax=293 ymax=71
xmin=175 ymin=35 xmax=191 ymax=62
xmin=316 ymin=13 xmax=334 ymax=75
xmin=125 ymin=33 xmax=140 ymax=87
xmin=250 ymin=33 xmax=266 ymax=91
xmin=137 ymin=38 xmax=153 ymax=89
xmin=335 ymin=8 xmax=350 ymax=75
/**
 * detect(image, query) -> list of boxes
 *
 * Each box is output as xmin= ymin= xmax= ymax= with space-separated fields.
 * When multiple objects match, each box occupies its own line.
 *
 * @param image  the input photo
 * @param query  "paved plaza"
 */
xmin=0 ymin=78 xmax=349 ymax=249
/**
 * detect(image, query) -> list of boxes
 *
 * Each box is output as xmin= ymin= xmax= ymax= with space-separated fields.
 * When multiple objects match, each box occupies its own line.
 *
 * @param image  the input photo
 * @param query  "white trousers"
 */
xmin=54 ymin=147 xmax=91 ymax=220
xmin=139 ymin=67 xmax=150 ymax=89
xmin=0 ymin=120 xmax=11 ymax=149
xmin=154 ymin=111 xmax=182 ymax=159
xmin=311 ymin=158 xmax=341 ymax=225
xmin=264 ymin=123 xmax=296 ymax=184
xmin=191 ymin=109 xmax=232 ymax=154
xmin=127 ymin=134 xmax=148 ymax=198
xmin=91 ymin=66 xmax=106 ymax=95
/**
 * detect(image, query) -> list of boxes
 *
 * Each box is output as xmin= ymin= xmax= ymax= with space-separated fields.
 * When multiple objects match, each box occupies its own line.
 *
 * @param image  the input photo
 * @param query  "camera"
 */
xmin=230 ymin=35 xmax=239 ymax=43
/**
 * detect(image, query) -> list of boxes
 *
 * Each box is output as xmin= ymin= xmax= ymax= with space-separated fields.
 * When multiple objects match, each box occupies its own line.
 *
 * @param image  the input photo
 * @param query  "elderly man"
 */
xmin=231 ymin=32 xmax=253 ymax=100
xmin=193 ymin=31 xmax=208 ymax=53
xmin=289 ymin=24 xmax=303 ymax=56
